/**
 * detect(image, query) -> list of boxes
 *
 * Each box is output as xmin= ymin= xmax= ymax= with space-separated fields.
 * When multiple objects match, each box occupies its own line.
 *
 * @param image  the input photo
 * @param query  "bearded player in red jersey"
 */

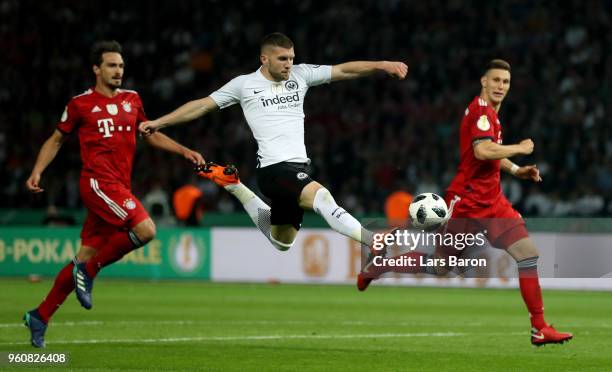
xmin=22 ymin=41 xmax=205 ymax=348
xmin=357 ymin=60 xmax=572 ymax=346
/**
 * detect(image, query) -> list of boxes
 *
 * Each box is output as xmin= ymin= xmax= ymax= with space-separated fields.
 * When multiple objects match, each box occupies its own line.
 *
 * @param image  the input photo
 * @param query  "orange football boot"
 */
xmin=196 ymin=162 xmax=240 ymax=187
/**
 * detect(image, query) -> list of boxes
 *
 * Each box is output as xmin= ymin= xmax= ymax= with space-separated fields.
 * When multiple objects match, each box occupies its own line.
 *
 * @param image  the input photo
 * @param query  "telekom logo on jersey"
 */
xmin=97 ymin=118 xmax=131 ymax=138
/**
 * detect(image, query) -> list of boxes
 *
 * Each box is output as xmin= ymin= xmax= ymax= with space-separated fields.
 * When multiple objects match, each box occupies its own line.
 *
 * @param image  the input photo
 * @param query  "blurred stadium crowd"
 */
xmin=1 ymin=0 xmax=611 ymax=221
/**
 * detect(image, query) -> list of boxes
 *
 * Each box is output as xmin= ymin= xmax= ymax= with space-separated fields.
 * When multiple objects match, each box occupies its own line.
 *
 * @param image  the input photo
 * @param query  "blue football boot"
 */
xmin=73 ymin=262 xmax=94 ymax=309
xmin=23 ymin=310 xmax=47 ymax=348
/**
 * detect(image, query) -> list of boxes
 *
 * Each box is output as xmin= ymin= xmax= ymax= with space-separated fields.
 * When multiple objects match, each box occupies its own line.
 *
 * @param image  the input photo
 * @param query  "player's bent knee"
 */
xmin=507 ymin=237 xmax=539 ymax=262
xmin=315 ymin=187 xmax=334 ymax=203
xmin=133 ymin=219 xmax=156 ymax=244
xmin=269 ymin=232 xmax=294 ymax=252
xmin=309 ymin=187 xmax=337 ymax=212
xmin=140 ymin=225 xmax=156 ymax=243
xmin=298 ymin=182 xmax=324 ymax=210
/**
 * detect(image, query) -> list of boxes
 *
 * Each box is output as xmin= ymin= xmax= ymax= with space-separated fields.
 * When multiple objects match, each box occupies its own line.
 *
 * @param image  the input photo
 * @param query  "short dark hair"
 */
xmin=484 ymin=59 xmax=511 ymax=74
xmin=90 ymin=40 xmax=122 ymax=66
xmin=260 ymin=32 xmax=294 ymax=52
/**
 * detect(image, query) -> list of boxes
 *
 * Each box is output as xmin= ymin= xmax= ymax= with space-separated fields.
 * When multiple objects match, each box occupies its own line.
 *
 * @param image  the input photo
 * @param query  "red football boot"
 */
xmin=531 ymin=325 xmax=573 ymax=346
xmin=356 ymin=228 xmax=399 ymax=291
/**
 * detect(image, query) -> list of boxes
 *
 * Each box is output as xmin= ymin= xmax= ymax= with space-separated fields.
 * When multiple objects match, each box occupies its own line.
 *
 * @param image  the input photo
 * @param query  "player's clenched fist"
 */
xmin=518 ymin=139 xmax=534 ymax=155
xmin=138 ymin=120 xmax=160 ymax=136
xmin=382 ymin=61 xmax=408 ymax=80
xmin=26 ymin=173 xmax=44 ymax=193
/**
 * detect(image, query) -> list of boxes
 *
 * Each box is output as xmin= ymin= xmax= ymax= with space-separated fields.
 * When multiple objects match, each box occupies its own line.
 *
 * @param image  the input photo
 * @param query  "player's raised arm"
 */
xmin=26 ymin=129 xmax=67 ymax=193
xmin=138 ymin=96 xmax=218 ymax=135
xmin=331 ymin=61 xmax=408 ymax=82
xmin=473 ymin=138 xmax=534 ymax=161
xmin=143 ymin=132 xmax=205 ymax=165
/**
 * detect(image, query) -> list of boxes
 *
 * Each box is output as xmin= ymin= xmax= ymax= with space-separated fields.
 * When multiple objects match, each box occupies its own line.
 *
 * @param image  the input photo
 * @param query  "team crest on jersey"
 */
xmin=477 ymin=115 xmax=491 ymax=131
xmin=106 ymin=104 xmax=118 ymax=115
xmin=122 ymin=101 xmax=132 ymax=113
xmin=285 ymin=80 xmax=299 ymax=91
xmin=61 ymin=107 xmax=68 ymax=122
xmin=123 ymin=198 xmax=136 ymax=210
xmin=296 ymin=172 xmax=309 ymax=180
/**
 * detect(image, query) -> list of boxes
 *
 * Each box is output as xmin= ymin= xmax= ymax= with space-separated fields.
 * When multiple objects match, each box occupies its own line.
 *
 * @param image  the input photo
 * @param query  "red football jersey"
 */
xmin=57 ymin=88 xmax=147 ymax=187
xmin=446 ymin=96 xmax=503 ymax=206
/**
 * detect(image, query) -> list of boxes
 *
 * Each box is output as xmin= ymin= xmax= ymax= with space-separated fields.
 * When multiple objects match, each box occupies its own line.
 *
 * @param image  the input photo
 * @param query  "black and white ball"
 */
xmin=409 ymin=193 xmax=449 ymax=231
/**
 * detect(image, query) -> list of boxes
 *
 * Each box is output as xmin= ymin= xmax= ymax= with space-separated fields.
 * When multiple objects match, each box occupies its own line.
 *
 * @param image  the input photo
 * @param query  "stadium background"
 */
xmin=1 ymin=0 xmax=611 ymax=220
xmin=1 ymin=1 xmax=612 ymax=369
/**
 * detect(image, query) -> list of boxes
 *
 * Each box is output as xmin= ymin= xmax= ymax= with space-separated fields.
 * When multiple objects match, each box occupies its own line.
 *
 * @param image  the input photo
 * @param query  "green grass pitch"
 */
xmin=0 ymin=279 xmax=610 ymax=371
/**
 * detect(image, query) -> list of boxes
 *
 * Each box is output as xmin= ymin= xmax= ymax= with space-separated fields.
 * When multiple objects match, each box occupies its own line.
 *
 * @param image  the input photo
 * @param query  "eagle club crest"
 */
xmin=285 ymin=80 xmax=299 ymax=91
xmin=106 ymin=104 xmax=118 ymax=115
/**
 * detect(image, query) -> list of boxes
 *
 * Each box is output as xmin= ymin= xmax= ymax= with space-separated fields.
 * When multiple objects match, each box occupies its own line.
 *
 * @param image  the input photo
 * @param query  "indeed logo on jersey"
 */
xmin=259 ymin=92 xmax=300 ymax=108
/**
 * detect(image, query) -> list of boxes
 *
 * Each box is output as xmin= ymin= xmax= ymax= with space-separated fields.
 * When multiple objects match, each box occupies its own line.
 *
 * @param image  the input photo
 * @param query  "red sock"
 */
xmin=85 ymin=231 xmax=141 ymax=278
xmin=517 ymin=257 xmax=547 ymax=330
xmin=37 ymin=261 xmax=75 ymax=323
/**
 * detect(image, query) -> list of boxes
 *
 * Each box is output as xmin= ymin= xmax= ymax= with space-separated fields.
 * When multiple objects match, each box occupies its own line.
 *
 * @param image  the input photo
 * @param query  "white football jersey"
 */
xmin=210 ymin=64 xmax=332 ymax=167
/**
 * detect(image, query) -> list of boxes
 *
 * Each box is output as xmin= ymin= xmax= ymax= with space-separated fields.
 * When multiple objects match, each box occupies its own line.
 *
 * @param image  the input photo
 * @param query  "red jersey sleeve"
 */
xmin=56 ymin=99 xmax=81 ymax=134
xmin=468 ymin=106 xmax=496 ymax=144
xmin=135 ymin=94 xmax=148 ymax=124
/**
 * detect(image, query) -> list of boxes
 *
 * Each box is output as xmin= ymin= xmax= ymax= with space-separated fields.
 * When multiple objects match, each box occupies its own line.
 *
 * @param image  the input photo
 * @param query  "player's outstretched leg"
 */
xmin=23 ymin=309 xmax=47 ymax=348
xmin=303 ymin=183 xmax=413 ymax=278
xmin=196 ymin=162 xmax=289 ymax=252
xmin=307 ymin=185 xmax=410 ymax=261
xmin=309 ymin=186 xmax=374 ymax=246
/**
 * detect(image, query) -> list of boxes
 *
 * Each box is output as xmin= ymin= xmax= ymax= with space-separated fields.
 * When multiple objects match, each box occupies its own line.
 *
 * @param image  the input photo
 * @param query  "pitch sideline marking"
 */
xmin=0 ymin=320 xmax=490 ymax=329
xmin=0 ymin=332 xmax=468 ymax=346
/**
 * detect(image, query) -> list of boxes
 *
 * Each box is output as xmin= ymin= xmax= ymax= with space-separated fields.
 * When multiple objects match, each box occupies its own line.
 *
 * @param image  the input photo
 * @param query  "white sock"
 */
xmin=225 ymin=183 xmax=293 ymax=251
xmin=312 ymin=188 xmax=371 ymax=245
xmin=225 ymin=183 xmax=267 ymax=221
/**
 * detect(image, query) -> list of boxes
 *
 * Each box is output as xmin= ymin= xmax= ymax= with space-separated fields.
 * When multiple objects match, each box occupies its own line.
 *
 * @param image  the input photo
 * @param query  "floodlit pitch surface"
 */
xmin=1 ymin=280 xmax=610 ymax=371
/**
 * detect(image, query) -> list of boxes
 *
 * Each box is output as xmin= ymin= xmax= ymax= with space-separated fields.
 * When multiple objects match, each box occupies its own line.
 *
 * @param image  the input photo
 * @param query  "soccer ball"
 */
xmin=409 ymin=193 xmax=449 ymax=231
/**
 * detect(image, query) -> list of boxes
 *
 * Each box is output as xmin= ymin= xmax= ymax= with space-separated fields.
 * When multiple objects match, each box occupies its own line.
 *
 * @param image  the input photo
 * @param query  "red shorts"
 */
xmin=79 ymin=177 xmax=149 ymax=249
xmin=442 ymin=193 xmax=528 ymax=250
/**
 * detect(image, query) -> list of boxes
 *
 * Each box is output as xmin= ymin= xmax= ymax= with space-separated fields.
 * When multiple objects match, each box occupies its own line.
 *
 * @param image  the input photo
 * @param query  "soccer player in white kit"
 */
xmin=139 ymin=33 xmax=407 ymax=252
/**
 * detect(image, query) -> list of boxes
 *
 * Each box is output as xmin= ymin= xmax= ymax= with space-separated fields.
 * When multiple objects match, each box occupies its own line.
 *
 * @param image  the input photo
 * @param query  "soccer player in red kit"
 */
xmin=358 ymin=60 xmax=572 ymax=346
xmin=23 ymin=41 xmax=204 ymax=348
